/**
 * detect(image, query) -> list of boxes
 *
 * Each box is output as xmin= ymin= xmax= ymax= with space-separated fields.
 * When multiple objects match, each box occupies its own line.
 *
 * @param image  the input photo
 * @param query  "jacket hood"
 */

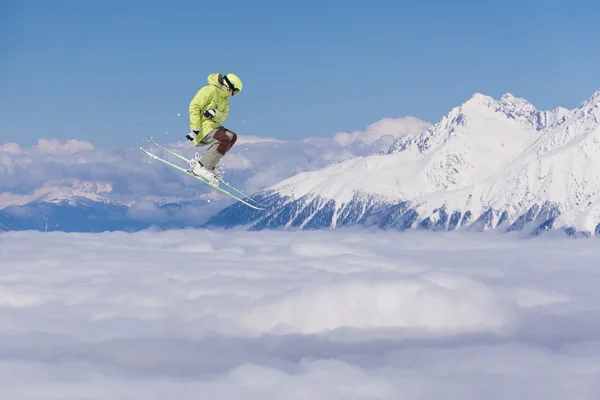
xmin=207 ymin=73 xmax=223 ymax=87
xmin=207 ymin=73 xmax=231 ymax=97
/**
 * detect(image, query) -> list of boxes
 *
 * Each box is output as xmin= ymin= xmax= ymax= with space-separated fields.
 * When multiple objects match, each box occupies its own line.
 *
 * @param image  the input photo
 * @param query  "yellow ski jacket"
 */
xmin=189 ymin=73 xmax=231 ymax=145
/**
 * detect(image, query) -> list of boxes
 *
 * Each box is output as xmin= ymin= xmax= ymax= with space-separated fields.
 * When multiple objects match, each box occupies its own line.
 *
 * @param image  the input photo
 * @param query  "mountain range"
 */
xmin=207 ymin=89 xmax=600 ymax=237
xmin=3 ymin=89 xmax=600 ymax=236
xmin=0 ymin=194 xmax=222 ymax=233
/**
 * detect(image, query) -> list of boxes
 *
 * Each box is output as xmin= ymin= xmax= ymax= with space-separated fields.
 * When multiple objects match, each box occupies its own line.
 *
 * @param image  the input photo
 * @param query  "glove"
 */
xmin=186 ymin=130 xmax=199 ymax=141
xmin=203 ymin=108 xmax=217 ymax=118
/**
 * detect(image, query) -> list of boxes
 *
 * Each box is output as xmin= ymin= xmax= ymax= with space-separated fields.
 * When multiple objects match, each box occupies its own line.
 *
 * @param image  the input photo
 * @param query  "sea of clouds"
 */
xmin=1 ymin=229 xmax=599 ymax=399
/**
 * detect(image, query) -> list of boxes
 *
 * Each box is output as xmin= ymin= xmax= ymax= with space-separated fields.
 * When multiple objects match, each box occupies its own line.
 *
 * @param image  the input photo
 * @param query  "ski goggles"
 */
xmin=222 ymin=75 xmax=240 ymax=95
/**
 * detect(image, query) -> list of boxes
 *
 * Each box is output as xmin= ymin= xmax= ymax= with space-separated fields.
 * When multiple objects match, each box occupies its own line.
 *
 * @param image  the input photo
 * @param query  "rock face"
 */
xmin=207 ymin=90 xmax=600 ymax=237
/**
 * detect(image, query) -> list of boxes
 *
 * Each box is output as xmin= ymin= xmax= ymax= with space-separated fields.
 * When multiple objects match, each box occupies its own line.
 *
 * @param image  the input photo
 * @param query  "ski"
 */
xmin=147 ymin=138 xmax=263 ymax=207
xmin=140 ymin=147 xmax=264 ymax=210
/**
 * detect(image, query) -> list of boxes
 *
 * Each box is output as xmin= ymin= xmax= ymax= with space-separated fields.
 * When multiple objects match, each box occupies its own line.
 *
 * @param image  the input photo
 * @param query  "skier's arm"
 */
xmin=189 ymin=87 xmax=213 ymax=131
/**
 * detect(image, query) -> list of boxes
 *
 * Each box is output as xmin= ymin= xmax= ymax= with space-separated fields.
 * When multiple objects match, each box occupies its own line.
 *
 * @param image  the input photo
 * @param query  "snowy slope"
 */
xmin=270 ymin=93 xmax=567 ymax=204
xmin=207 ymin=90 xmax=600 ymax=236
xmin=0 ymin=182 xmax=114 ymax=208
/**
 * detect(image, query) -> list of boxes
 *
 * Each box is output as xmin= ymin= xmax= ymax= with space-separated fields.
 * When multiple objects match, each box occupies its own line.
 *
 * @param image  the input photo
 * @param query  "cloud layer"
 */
xmin=1 ymin=229 xmax=599 ymax=398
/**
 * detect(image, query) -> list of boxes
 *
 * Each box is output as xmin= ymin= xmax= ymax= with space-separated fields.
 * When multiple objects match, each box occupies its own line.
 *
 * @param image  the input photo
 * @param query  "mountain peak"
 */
xmin=460 ymin=92 xmax=537 ymax=117
xmin=579 ymin=88 xmax=600 ymax=108
xmin=464 ymin=93 xmax=495 ymax=108
xmin=386 ymin=91 xmax=548 ymax=155
xmin=0 ymin=182 xmax=114 ymax=209
xmin=36 ymin=182 xmax=113 ymax=205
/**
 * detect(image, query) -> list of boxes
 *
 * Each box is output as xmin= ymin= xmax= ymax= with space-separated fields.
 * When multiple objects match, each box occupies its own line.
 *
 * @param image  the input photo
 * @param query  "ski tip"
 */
xmin=140 ymin=147 xmax=156 ymax=159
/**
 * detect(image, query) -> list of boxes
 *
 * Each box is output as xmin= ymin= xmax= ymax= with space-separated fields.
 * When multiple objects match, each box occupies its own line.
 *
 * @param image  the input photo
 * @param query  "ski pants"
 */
xmin=197 ymin=127 xmax=237 ymax=169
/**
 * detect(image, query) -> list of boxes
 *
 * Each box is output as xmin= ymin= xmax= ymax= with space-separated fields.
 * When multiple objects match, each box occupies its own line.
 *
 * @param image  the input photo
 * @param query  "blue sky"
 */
xmin=2 ymin=0 xmax=600 ymax=148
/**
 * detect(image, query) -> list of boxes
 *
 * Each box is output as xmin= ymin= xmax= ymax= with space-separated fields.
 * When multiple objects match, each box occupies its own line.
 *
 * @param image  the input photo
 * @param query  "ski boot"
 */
xmin=189 ymin=157 xmax=219 ymax=186
xmin=191 ymin=152 xmax=223 ymax=181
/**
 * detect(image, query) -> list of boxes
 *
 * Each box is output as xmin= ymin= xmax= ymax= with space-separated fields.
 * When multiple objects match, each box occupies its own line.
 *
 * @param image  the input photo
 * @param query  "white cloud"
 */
xmin=34 ymin=138 xmax=95 ymax=154
xmin=236 ymin=275 xmax=512 ymax=335
xmin=0 ymin=230 xmax=599 ymax=398
xmin=333 ymin=116 xmax=432 ymax=147
xmin=0 ymin=142 xmax=22 ymax=153
xmin=235 ymin=135 xmax=286 ymax=145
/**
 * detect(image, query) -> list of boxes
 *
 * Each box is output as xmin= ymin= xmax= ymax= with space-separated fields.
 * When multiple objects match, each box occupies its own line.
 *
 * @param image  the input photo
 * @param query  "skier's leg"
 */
xmin=198 ymin=128 xmax=237 ymax=169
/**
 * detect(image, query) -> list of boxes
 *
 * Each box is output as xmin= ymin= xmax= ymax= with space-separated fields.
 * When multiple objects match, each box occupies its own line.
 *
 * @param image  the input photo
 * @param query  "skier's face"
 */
xmin=230 ymin=88 xmax=240 ymax=96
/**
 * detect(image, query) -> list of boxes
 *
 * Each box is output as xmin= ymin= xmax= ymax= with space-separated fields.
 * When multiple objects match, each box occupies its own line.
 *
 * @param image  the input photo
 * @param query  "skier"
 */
xmin=185 ymin=72 xmax=243 ymax=185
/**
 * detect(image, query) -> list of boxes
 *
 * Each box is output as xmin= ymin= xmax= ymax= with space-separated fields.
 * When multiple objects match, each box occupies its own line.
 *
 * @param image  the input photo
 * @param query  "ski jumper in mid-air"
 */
xmin=186 ymin=72 xmax=243 ymax=185
xmin=139 ymin=72 xmax=260 ymax=209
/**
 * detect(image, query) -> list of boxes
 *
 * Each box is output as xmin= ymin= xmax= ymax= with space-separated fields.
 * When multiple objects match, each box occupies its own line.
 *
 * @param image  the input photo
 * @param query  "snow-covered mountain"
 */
xmin=0 ymin=197 xmax=128 ymax=232
xmin=0 ymin=182 xmax=115 ymax=209
xmin=207 ymin=89 xmax=600 ymax=236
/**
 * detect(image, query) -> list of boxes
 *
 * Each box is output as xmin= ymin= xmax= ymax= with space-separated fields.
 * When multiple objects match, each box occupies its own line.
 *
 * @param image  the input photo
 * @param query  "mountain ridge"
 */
xmin=206 ymin=89 xmax=600 ymax=236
